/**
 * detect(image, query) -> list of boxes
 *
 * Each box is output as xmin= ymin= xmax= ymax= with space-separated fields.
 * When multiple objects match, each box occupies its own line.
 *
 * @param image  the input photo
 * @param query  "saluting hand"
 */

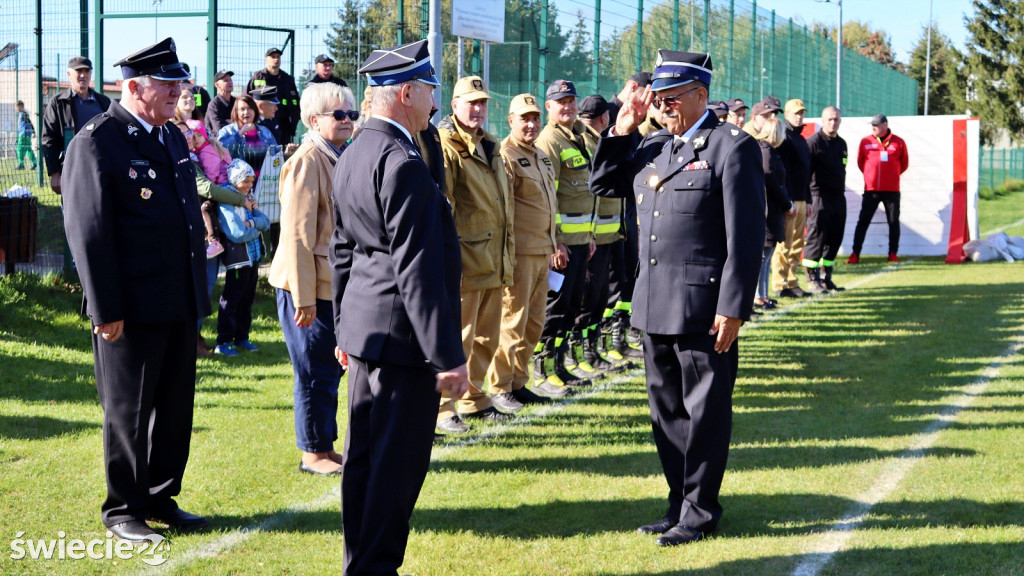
xmin=709 ymin=314 xmax=742 ymax=353
xmin=435 ymin=364 xmax=470 ymax=397
xmin=613 ymin=84 xmax=654 ymax=136
xmin=94 ymin=320 xmax=124 ymax=342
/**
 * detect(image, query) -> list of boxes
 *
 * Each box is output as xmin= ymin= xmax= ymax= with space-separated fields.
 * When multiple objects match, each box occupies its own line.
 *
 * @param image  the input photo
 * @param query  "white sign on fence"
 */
xmin=451 ymin=0 xmax=505 ymax=44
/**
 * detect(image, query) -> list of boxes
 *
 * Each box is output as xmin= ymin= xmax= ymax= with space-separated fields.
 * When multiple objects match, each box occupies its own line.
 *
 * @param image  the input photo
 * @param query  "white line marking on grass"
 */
xmin=140 ymin=262 xmax=907 ymax=575
xmin=789 ymin=334 xmax=1024 ymax=576
xmin=136 ymin=374 xmax=629 ymax=575
xmin=982 ymin=216 xmax=1024 ymax=237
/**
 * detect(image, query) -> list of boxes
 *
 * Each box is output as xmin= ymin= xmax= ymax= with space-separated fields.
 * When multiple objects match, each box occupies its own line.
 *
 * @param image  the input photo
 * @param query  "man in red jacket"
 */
xmin=849 ymin=114 xmax=909 ymax=263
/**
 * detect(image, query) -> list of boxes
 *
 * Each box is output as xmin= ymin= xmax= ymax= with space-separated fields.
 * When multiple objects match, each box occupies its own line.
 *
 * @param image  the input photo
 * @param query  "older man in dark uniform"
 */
xmin=330 ymin=39 xmax=470 ymax=575
xmin=62 ymin=37 xmax=210 ymax=543
xmin=591 ymin=50 xmax=765 ymax=546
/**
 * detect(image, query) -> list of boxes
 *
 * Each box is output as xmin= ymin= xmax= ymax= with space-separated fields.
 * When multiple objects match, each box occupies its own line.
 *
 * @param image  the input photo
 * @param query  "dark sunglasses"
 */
xmin=652 ymin=87 xmax=701 ymax=108
xmin=327 ymin=109 xmax=360 ymax=121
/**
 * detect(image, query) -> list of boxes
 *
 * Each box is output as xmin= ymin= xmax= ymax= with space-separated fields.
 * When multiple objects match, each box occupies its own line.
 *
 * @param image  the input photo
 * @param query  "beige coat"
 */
xmin=437 ymin=115 xmax=515 ymax=291
xmin=500 ymin=134 xmax=558 ymax=256
xmin=268 ymin=140 xmax=335 ymax=307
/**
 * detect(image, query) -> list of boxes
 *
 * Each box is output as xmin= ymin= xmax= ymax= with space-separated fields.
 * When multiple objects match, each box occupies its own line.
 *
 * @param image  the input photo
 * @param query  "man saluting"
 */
xmin=590 ymin=50 xmax=765 ymax=546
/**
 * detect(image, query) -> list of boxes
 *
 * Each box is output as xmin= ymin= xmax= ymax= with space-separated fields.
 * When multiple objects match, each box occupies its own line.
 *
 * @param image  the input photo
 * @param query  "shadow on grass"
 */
xmin=0 ymin=413 xmax=99 ymax=439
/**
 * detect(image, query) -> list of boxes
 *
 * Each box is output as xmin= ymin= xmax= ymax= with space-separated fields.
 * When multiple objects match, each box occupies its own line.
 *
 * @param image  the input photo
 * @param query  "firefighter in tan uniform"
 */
xmin=486 ymin=94 xmax=572 ymax=413
xmin=435 ymin=76 xmax=516 ymax=434
xmin=534 ymin=79 xmax=602 ymax=384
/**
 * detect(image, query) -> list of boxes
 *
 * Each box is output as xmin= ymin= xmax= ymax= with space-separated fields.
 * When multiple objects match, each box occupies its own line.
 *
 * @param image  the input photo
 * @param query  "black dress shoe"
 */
xmin=490 ymin=392 xmax=525 ymax=413
xmin=435 ymin=415 xmax=472 ymax=435
xmin=148 ymin=508 xmax=209 ymax=531
xmin=461 ymin=406 xmax=515 ymax=421
xmin=107 ymin=520 xmax=158 ymax=543
xmin=636 ymin=517 xmax=676 ymax=535
xmin=512 ymin=387 xmax=553 ymax=404
xmin=656 ymin=523 xmax=707 ymax=546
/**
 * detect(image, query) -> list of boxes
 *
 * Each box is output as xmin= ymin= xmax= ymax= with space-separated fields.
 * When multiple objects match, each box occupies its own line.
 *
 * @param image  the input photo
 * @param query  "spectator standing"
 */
xmin=62 ymin=37 xmax=209 ymax=543
xmin=591 ymin=50 xmax=765 ymax=546
xmin=270 ymin=82 xmax=355 ymax=476
xmin=205 ymin=70 xmax=235 ymax=137
xmin=330 ymin=40 xmax=469 ymax=575
xmin=307 ymin=54 xmax=349 ymax=88
xmin=774 ymin=98 xmax=812 ymax=298
xmin=41 ymin=56 xmax=111 ymax=195
xmin=607 ymin=71 xmax=652 ymax=126
xmin=435 ymin=76 xmax=516 ymax=432
xmin=849 ymin=114 xmax=909 ymax=263
xmin=803 ymin=106 xmax=848 ymax=292
xmin=14 ymin=100 xmax=37 ymax=170
xmin=725 ymin=98 xmax=748 ymax=129
xmin=489 ymin=93 xmax=568 ymax=408
xmin=214 ymin=159 xmax=270 ymax=356
xmin=247 ymin=47 xmax=301 ymax=144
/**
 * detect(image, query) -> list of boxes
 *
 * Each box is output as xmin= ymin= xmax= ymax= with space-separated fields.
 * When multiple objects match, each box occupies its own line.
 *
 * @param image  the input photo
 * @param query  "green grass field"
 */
xmin=2 ymin=195 xmax=1024 ymax=575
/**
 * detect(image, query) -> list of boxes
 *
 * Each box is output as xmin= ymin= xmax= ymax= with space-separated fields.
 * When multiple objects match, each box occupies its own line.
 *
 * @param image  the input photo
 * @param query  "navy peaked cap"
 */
xmin=652 ymin=50 xmax=713 ymax=91
xmin=358 ymin=39 xmax=439 ymax=86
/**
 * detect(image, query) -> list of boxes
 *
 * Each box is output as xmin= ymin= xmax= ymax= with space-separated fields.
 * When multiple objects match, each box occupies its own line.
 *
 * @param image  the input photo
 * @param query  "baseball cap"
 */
xmin=545 ymin=79 xmax=577 ymax=101
xmin=726 ymin=98 xmax=748 ymax=112
xmin=579 ymin=94 xmax=609 ymax=119
xmin=452 ymin=76 xmax=490 ymax=100
xmin=509 ymin=94 xmax=542 ymax=116
xmin=871 ymin=114 xmax=888 ymax=126
xmin=630 ymin=71 xmax=653 ymax=88
xmin=214 ymin=70 xmax=234 ymax=82
xmin=751 ymin=95 xmax=782 ymax=115
xmin=784 ymin=98 xmax=806 ymax=114
xmin=265 ymin=47 xmax=283 ymax=57
xmin=315 ymin=54 xmax=334 ymax=64
xmin=706 ymin=100 xmax=728 ymax=115
xmin=68 ymin=56 xmax=93 ymax=70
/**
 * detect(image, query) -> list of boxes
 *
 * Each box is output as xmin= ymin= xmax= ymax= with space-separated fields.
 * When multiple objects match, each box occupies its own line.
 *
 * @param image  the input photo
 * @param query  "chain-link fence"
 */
xmin=1 ymin=0 xmax=918 ymax=276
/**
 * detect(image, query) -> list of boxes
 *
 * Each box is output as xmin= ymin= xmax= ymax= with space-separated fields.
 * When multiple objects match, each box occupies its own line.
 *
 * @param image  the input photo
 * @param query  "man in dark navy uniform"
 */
xmin=62 ymin=37 xmax=211 ymax=543
xmin=591 ymin=50 xmax=765 ymax=546
xmin=330 ymin=39 xmax=470 ymax=575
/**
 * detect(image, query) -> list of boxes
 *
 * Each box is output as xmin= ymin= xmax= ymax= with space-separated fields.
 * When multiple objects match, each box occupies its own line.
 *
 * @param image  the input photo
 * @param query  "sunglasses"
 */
xmin=326 ymin=109 xmax=359 ymax=121
xmin=652 ymin=87 xmax=701 ymax=109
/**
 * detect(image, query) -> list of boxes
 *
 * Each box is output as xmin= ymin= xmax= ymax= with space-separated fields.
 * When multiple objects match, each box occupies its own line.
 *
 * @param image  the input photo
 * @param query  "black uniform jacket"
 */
xmin=591 ymin=113 xmax=766 ymax=335
xmin=41 ymin=88 xmax=112 ymax=177
xmin=330 ymin=117 xmax=465 ymax=373
xmin=63 ymin=101 xmax=210 ymax=325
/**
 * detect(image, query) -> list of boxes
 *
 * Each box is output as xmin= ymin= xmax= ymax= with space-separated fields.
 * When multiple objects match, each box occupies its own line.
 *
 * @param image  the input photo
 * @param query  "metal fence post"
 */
xmin=636 ymin=0 xmax=643 ymax=74
xmin=727 ymin=0 xmax=734 ymax=92
xmin=672 ymin=0 xmax=679 ymax=51
xmin=207 ymin=0 xmax=217 ymax=91
xmin=593 ymin=0 xmax=601 ymax=93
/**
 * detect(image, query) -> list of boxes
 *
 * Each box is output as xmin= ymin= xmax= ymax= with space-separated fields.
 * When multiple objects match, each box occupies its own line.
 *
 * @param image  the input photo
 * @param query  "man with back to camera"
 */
xmin=591 ymin=49 xmax=765 ymax=546
xmin=849 ymin=113 xmax=909 ymax=263
xmin=247 ymin=47 xmax=301 ymax=144
xmin=41 ymin=56 xmax=111 ymax=195
xmin=330 ymin=38 xmax=470 ymax=575
xmin=803 ymin=105 xmax=848 ymax=292
xmin=62 ymin=37 xmax=210 ymax=542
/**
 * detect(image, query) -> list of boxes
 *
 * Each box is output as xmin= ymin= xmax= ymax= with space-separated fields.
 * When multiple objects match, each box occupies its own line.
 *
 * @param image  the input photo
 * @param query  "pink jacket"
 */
xmin=195 ymin=141 xmax=232 ymax=185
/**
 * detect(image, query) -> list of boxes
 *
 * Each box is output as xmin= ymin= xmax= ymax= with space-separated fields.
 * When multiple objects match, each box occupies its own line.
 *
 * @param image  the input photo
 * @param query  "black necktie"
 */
xmin=150 ymin=126 xmax=163 ymax=145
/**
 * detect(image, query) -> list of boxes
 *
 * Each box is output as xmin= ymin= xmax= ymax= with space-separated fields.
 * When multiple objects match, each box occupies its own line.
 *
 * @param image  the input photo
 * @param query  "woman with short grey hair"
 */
xmin=268 ymin=81 xmax=358 ymax=475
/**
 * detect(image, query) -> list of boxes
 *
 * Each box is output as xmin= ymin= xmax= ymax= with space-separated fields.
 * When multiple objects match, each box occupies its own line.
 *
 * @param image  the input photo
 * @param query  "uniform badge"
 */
xmin=731 ymin=129 xmax=739 ymax=136
xmin=517 ymin=158 xmax=531 ymax=167
xmin=408 ymin=148 xmax=419 ymax=157
xmin=637 ymin=193 xmax=644 ymax=205
xmin=127 ymin=125 xmax=139 ymax=136
xmin=148 ymin=169 xmax=156 ymax=179
xmin=692 ymin=135 xmax=707 ymax=150
xmin=128 ymin=168 xmax=137 ymax=179
xmin=86 ymin=123 xmax=95 ymax=131
xmin=647 ymin=174 xmax=658 ymax=187
xmin=140 ymin=188 xmax=153 ymax=199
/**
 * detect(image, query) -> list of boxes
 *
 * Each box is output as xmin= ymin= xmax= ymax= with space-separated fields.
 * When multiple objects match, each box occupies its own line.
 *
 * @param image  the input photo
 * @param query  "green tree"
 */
xmin=814 ymin=20 xmax=900 ymax=70
xmin=562 ymin=10 xmax=592 ymax=81
xmin=964 ymin=0 xmax=1024 ymax=144
xmin=907 ymin=25 xmax=966 ymax=116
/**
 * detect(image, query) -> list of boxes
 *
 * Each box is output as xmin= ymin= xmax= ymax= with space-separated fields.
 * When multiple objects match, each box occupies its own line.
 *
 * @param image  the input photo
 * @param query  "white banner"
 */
xmin=451 ymin=0 xmax=505 ymax=43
